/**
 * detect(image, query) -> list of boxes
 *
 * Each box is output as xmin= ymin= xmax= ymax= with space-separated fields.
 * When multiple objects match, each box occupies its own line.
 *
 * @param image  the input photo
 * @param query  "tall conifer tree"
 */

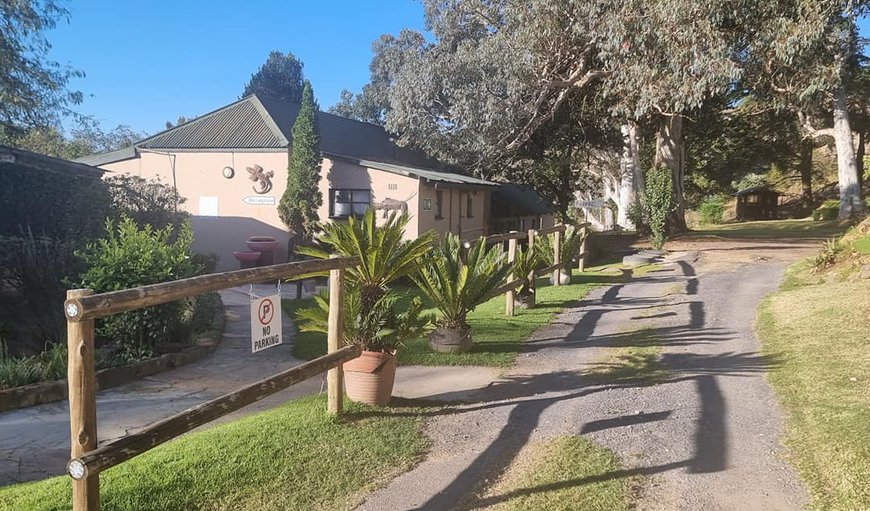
xmin=279 ymin=81 xmax=322 ymax=243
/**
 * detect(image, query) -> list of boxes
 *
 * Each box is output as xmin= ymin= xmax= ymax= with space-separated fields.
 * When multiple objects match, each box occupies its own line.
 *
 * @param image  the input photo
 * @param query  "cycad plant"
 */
xmin=299 ymin=209 xmax=435 ymax=304
xmin=297 ymin=287 xmax=432 ymax=352
xmin=297 ymin=209 xmax=436 ymax=352
xmin=414 ymin=233 xmax=512 ymax=352
xmin=512 ymin=243 xmax=543 ymax=300
xmin=538 ymin=224 xmax=588 ymax=273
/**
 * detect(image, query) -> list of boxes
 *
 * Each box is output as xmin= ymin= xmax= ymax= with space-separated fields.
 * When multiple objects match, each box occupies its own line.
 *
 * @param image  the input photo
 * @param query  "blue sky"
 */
xmin=48 ymin=0 xmax=427 ymax=135
xmin=48 ymin=3 xmax=868 ymax=137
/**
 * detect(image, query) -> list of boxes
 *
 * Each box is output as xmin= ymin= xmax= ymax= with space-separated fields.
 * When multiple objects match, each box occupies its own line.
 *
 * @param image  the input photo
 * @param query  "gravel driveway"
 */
xmin=359 ymin=241 xmax=813 ymax=511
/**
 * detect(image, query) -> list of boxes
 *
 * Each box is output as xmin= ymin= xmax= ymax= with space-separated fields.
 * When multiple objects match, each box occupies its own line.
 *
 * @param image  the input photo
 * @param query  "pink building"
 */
xmin=80 ymin=95 xmax=553 ymax=271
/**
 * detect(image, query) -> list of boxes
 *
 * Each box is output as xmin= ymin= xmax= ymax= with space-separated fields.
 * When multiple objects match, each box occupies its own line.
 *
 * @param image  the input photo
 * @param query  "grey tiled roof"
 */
xmin=356 ymin=158 xmax=495 ymax=187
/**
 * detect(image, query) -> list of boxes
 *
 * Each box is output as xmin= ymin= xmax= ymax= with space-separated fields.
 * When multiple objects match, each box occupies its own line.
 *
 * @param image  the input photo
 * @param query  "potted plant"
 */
xmin=511 ymin=244 xmax=543 ymax=309
xmin=539 ymin=225 xmax=588 ymax=285
xmin=414 ymin=234 xmax=512 ymax=353
xmin=297 ymin=287 xmax=430 ymax=406
xmin=296 ymin=209 xmax=436 ymax=406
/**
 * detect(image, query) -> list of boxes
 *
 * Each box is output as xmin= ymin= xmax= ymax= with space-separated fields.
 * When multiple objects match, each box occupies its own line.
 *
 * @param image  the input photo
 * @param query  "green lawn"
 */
xmin=0 ymin=396 xmax=428 ymax=511
xmin=483 ymin=436 xmax=631 ymax=511
xmin=688 ymin=219 xmax=847 ymax=239
xmin=284 ymin=265 xmax=637 ymax=368
xmin=757 ymin=270 xmax=870 ymax=510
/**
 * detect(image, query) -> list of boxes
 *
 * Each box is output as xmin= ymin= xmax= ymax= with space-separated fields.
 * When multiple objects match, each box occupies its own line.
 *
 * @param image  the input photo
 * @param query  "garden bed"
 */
xmin=0 ymin=293 xmax=225 ymax=412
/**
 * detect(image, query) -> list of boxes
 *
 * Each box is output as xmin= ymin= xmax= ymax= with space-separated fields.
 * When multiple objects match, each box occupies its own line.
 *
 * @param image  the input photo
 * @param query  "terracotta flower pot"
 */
xmin=428 ymin=326 xmax=472 ymax=353
xmin=343 ymin=350 xmax=397 ymax=407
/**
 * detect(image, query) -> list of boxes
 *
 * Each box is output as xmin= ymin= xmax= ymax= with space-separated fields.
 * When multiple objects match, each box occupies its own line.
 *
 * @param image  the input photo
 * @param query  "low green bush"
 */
xmin=78 ymin=217 xmax=200 ymax=361
xmin=0 ymin=342 xmax=67 ymax=389
xmin=699 ymin=196 xmax=727 ymax=225
xmin=813 ymin=200 xmax=840 ymax=221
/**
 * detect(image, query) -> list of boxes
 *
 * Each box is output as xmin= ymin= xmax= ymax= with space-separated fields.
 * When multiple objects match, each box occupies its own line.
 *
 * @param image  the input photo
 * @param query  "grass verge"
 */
xmin=482 ymin=436 xmax=631 ymax=511
xmin=757 ymin=274 xmax=869 ymax=510
xmin=688 ymin=219 xmax=847 ymax=240
xmin=284 ymin=265 xmax=640 ymax=368
xmin=0 ymin=395 xmax=428 ymax=511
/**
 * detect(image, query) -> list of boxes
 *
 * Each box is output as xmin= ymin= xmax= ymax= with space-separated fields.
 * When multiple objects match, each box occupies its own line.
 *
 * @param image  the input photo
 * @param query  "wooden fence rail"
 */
xmin=65 ymin=256 xmax=357 ymax=511
xmin=65 ymin=257 xmax=357 ymax=322
xmin=67 ymin=345 xmax=361 ymax=481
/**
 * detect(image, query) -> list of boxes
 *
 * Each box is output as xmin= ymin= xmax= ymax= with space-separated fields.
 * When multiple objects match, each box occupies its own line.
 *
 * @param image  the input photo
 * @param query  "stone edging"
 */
xmin=0 ymin=294 xmax=226 ymax=413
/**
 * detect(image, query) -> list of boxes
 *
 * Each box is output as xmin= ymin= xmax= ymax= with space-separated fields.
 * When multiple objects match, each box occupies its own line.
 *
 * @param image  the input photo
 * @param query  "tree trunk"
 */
xmin=654 ymin=114 xmax=688 ymax=232
xmin=832 ymin=86 xmax=866 ymax=219
xmin=857 ymin=129 xmax=865 ymax=185
xmin=617 ymin=122 xmax=640 ymax=229
xmin=799 ymin=138 xmax=814 ymax=213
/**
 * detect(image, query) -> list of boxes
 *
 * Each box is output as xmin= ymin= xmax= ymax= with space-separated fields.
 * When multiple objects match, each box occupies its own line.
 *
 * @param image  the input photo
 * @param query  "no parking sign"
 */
xmin=251 ymin=294 xmax=282 ymax=353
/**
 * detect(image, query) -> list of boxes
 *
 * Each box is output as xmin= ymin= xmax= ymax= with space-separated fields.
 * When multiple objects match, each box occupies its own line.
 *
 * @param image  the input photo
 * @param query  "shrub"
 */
xmin=642 ymin=167 xmax=674 ymax=250
xmin=105 ymin=175 xmax=188 ymax=232
xmin=699 ymin=196 xmax=726 ymax=225
xmin=77 ymin=217 xmax=200 ymax=360
xmin=0 ymin=233 xmax=82 ymax=351
xmin=811 ymin=238 xmax=841 ymax=273
xmin=813 ymin=200 xmax=841 ymax=221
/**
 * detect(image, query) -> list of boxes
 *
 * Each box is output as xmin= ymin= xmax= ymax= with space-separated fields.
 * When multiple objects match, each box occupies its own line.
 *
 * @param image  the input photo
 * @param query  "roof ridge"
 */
xmin=133 ymin=95 xmax=275 ymax=147
xmin=248 ymin=94 xmax=291 ymax=146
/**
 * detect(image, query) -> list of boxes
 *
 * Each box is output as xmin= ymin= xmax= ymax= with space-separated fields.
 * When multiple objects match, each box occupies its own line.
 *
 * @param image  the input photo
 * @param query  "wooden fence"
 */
xmin=60 ymin=224 xmax=594 ymax=510
xmin=481 ymin=222 xmax=592 ymax=316
xmin=63 ymin=257 xmax=357 ymax=511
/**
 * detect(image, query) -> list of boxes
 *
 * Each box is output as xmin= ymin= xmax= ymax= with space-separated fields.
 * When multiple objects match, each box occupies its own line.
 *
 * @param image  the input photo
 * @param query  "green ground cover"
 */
xmin=689 ymin=219 xmax=847 ymax=239
xmin=757 ymin=267 xmax=870 ymax=510
xmin=484 ymin=436 xmax=631 ymax=511
xmin=285 ymin=265 xmax=642 ymax=367
xmin=0 ymin=396 xmax=428 ymax=511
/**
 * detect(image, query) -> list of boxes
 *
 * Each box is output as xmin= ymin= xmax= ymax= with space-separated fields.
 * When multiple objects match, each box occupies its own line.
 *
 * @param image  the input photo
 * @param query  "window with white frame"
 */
xmin=330 ymin=189 xmax=370 ymax=218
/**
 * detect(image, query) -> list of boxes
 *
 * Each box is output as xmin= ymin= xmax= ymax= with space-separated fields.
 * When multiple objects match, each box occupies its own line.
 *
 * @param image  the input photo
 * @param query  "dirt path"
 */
xmin=359 ymin=240 xmax=813 ymax=511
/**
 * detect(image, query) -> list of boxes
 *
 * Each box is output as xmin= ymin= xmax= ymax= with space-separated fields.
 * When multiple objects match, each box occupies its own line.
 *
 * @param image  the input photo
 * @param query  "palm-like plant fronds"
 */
xmin=296 ymin=285 xmax=433 ymax=352
xmin=299 ymin=209 xmax=436 ymax=306
xmin=512 ymin=244 xmax=543 ymax=296
xmin=538 ymin=225 xmax=588 ymax=271
xmin=414 ymin=233 xmax=512 ymax=330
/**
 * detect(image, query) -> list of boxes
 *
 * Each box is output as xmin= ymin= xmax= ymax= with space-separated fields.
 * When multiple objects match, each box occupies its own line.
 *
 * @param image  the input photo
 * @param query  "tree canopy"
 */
xmin=0 ymin=0 xmax=83 ymax=140
xmin=243 ymin=51 xmax=305 ymax=104
xmin=349 ymin=0 xmax=867 ymax=226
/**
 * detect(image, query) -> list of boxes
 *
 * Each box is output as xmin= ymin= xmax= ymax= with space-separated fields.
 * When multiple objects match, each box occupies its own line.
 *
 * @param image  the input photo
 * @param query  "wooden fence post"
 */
xmin=67 ymin=289 xmax=99 ymax=511
xmin=327 ymin=260 xmax=345 ymax=415
xmin=578 ymin=226 xmax=589 ymax=272
xmin=505 ymin=234 xmax=517 ymax=316
xmin=527 ymin=229 xmax=537 ymax=301
xmin=553 ymin=226 xmax=562 ymax=287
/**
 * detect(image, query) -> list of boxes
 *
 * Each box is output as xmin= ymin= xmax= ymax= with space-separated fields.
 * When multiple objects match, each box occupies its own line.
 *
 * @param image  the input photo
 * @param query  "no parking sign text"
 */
xmin=251 ymin=294 xmax=282 ymax=353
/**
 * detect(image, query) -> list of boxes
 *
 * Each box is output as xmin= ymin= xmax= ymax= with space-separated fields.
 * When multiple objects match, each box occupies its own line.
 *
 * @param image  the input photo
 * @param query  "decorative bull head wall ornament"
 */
xmin=246 ymin=164 xmax=274 ymax=194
